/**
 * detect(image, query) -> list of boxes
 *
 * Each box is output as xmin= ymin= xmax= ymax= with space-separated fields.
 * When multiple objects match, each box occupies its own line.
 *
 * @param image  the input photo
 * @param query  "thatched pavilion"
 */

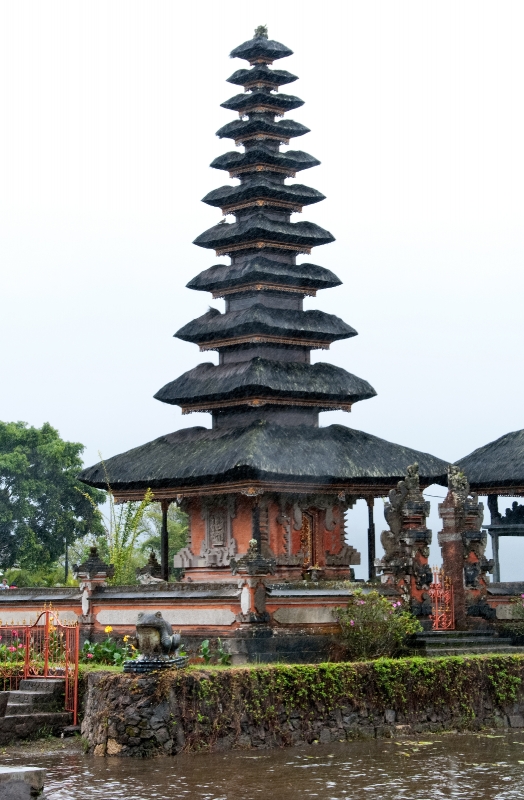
xmin=80 ymin=27 xmax=447 ymax=583
xmin=456 ymin=428 xmax=524 ymax=581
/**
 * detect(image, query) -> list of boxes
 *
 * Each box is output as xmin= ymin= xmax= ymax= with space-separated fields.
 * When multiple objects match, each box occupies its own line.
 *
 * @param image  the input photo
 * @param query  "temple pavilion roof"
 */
xmin=227 ymin=66 xmax=297 ymax=88
xmin=202 ymin=178 xmax=324 ymax=212
xmin=186 ymin=257 xmax=341 ymax=295
xmin=221 ymin=90 xmax=304 ymax=115
xmin=210 ymin=146 xmax=319 ymax=176
xmin=216 ymin=117 xmax=310 ymax=144
xmin=230 ymin=33 xmax=293 ymax=65
xmin=193 ymin=214 xmax=334 ymax=255
xmin=455 ymin=429 xmax=524 ymax=494
xmin=174 ymin=306 xmax=356 ymax=349
xmin=154 ymin=358 xmax=376 ymax=412
xmin=79 ymin=421 xmax=448 ymax=495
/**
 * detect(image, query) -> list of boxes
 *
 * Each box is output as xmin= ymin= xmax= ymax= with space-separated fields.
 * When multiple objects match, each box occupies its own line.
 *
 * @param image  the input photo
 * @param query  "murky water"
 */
xmin=3 ymin=733 xmax=524 ymax=799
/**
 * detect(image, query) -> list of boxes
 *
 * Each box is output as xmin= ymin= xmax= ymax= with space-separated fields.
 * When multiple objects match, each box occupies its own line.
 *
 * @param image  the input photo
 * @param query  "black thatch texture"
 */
xmin=216 ymin=117 xmax=310 ymax=142
xmin=78 ymin=421 xmax=448 ymax=491
xmin=221 ymin=90 xmax=304 ymax=114
xmin=154 ymin=358 xmax=377 ymax=407
xmin=186 ymin=257 xmax=341 ymax=293
xmin=174 ymin=306 xmax=356 ymax=346
xmin=455 ymin=429 xmax=524 ymax=490
xmin=210 ymin=146 xmax=319 ymax=174
xmin=230 ymin=36 xmax=293 ymax=64
xmin=193 ymin=214 xmax=334 ymax=251
xmin=227 ymin=66 xmax=297 ymax=87
xmin=202 ymin=178 xmax=324 ymax=209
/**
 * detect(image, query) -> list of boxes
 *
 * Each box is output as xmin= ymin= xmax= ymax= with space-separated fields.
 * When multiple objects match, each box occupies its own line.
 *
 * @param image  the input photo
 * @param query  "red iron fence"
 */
xmin=429 ymin=567 xmax=455 ymax=630
xmin=0 ymin=607 xmax=79 ymax=724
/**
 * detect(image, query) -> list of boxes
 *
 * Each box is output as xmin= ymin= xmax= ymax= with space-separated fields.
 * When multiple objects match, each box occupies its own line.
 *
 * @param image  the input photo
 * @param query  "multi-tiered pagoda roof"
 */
xmin=80 ymin=27 xmax=447 ymax=498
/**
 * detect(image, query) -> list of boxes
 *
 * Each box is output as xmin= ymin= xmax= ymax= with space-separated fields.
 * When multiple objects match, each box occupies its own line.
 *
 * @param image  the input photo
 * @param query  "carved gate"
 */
xmin=0 ymin=608 xmax=79 ymax=724
xmin=429 ymin=568 xmax=455 ymax=630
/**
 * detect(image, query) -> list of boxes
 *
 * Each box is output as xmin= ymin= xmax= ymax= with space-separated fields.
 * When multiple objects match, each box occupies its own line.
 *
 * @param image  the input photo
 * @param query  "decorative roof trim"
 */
xmin=228 ymin=163 xmax=295 ymax=178
xmin=239 ymin=104 xmax=285 ymax=117
xmin=469 ymin=485 xmax=524 ymax=497
xmin=211 ymin=283 xmax=316 ymax=299
xmin=222 ymin=198 xmax=302 ymax=215
xmin=243 ymin=81 xmax=276 ymax=91
xmin=234 ymin=132 xmax=290 ymax=146
xmin=215 ymin=240 xmax=311 ymax=257
xmin=180 ymin=397 xmax=353 ymax=414
xmin=198 ymin=333 xmax=330 ymax=351
xmin=112 ymin=480 xmax=429 ymax=503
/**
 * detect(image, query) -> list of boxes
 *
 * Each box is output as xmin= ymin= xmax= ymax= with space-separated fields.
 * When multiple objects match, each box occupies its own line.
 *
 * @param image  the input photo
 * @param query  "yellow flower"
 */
xmin=123 ymin=635 xmax=129 ymax=643
xmin=104 ymin=626 xmax=113 ymax=634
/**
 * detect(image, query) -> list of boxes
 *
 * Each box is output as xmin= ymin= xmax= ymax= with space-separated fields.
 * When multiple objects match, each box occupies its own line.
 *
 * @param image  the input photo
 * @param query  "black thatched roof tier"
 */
xmin=186 ymin=257 xmax=341 ymax=294
xmin=193 ymin=214 xmax=334 ymax=252
xmin=202 ymin=178 xmax=324 ymax=210
xmin=227 ymin=66 xmax=297 ymax=88
xmin=174 ymin=306 xmax=356 ymax=348
xmin=455 ymin=429 xmax=524 ymax=492
xmin=154 ymin=358 xmax=377 ymax=409
xmin=230 ymin=34 xmax=293 ymax=65
xmin=216 ymin=117 xmax=309 ymax=143
xmin=211 ymin=147 xmax=319 ymax=175
xmin=79 ymin=421 xmax=448 ymax=492
xmin=221 ymin=90 xmax=304 ymax=115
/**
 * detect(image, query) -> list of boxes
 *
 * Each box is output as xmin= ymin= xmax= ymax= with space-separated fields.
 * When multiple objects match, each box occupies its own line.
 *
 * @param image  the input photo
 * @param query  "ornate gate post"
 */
xmin=375 ymin=463 xmax=433 ymax=617
xmin=438 ymin=466 xmax=494 ymax=628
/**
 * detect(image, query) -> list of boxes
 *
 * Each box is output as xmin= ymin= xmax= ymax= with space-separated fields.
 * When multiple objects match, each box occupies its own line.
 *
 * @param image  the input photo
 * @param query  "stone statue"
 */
xmin=124 ymin=611 xmax=187 ymax=673
xmin=134 ymin=611 xmax=181 ymax=658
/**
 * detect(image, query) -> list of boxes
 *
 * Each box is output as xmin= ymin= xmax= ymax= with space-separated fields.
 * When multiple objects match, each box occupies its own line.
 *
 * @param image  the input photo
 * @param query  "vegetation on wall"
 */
xmin=88 ymin=654 xmax=524 ymax=753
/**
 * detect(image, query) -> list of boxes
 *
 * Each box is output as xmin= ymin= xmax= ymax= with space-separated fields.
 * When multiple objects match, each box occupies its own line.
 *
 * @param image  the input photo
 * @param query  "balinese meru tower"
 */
xmin=80 ymin=28 xmax=447 ymax=583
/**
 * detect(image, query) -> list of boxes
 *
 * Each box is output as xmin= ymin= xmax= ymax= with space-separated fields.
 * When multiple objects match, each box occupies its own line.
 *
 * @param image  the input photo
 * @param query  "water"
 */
xmin=3 ymin=732 xmax=524 ymax=799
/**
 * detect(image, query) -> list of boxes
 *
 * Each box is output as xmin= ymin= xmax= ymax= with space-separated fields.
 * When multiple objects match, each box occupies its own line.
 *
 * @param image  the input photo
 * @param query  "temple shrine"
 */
xmin=79 ymin=27 xmax=448 ymax=592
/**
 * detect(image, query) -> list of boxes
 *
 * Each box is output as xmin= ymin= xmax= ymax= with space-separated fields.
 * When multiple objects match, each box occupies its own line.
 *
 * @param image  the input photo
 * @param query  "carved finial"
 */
xmin=254 ymin=25 xmax=268 ymax=39
xmin=448 ymin=464 xmax=470 ymax=500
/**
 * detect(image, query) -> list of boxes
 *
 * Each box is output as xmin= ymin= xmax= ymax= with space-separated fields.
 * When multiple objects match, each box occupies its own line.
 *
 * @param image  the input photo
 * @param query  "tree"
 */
xmin=140 ymin=503 xmax=188 ymax=565
xmin=0 ymin=421 xmax=105 ymax=569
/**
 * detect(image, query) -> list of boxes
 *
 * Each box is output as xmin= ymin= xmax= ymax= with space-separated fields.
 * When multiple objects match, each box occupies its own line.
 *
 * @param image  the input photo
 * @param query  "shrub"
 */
xmin=334 ymin=589 xmax=422 ymax=660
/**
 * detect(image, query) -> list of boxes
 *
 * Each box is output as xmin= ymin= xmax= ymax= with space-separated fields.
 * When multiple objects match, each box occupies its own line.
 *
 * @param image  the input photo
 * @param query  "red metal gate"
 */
xmin=429 ymin=568 xmax=455 ymax=630
xmin=0 ymin=607 xmax=79 ymax=724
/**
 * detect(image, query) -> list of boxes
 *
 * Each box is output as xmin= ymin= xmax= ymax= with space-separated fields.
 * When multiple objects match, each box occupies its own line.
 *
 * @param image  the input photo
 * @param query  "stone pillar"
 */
xmin=438 ymin=496 xmax=467 ymax=628
xmin=73 ymin=547 xmax=115 ymax=642
xmin=230 ymin=539 xmax=275 ymax=623
xmin=438 ymin=466 xmax=494 ymax=627
xmin=366 ymin=497 xmax=376 ymax=581
xmin=375 ymin=463 xmax=432 ymax=617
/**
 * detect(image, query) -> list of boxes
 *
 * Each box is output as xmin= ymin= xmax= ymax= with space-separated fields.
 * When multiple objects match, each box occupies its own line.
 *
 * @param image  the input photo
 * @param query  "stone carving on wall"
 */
xmin=200 ymin=496 xmax=237 ymax=567
xmin=174 ymin=495 xmax=237 ymax=569
xmin=375 ymin=463 xmax=432 ymax=610
xmin=275 ymin=493 xmax=360 ymax=569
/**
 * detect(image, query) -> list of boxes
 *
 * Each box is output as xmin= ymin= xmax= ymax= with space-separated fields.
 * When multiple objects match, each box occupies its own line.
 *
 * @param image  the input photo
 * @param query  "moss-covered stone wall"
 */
xmin=81 ymin=655 xmax=524 ymax=757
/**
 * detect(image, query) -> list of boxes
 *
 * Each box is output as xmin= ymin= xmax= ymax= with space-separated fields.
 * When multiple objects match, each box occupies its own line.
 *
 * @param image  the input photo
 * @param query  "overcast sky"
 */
xmin=1 ymin=1 xmax=523 ymax=578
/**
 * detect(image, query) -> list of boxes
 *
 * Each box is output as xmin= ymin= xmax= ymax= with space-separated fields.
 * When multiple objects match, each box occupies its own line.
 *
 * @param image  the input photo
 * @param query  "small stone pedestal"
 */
xmin=0 ymin=766 xmax=46 ymax=799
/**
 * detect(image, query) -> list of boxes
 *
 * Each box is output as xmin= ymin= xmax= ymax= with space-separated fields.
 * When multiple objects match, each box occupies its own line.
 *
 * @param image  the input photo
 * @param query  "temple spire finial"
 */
xmin=254 ymin=25 xmax=268 ymax=39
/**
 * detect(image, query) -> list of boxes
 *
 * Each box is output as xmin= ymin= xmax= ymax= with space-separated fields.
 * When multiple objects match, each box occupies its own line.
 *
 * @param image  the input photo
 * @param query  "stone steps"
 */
xmin=411 ymin=630 xmax=524 ymax=658
xmin=423 ymin=646 xmax=524 ymax=657
xmin=0 ymin=677 xmax=72 ymax=740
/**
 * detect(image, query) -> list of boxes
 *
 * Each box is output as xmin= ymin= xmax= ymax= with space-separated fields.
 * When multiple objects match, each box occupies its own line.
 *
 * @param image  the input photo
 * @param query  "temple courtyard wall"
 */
xmin=1 ymin=582 xmax=523 ymax=664
xmin=81 ymin=655 xmax=524 ymax=757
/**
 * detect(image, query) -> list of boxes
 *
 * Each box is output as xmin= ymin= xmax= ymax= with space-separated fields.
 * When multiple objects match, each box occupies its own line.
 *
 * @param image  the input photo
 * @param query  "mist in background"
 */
xmin=1 ymin=1 xmax=523 ymax=578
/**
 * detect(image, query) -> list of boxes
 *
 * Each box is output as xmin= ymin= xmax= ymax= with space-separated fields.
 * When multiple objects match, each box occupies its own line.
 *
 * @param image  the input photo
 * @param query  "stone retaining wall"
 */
xmin=81 ymin=655 xmax=524 ymax=758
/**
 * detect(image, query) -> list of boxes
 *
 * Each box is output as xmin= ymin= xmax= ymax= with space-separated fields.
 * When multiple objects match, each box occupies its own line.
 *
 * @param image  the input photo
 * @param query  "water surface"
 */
xmin=3 ymin=732 xmax=524 ymax=799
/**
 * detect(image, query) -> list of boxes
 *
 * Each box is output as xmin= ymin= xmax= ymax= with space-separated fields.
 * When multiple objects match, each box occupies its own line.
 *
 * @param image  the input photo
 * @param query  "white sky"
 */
xmin=1 ymin=1 xmax=523 ymax=578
